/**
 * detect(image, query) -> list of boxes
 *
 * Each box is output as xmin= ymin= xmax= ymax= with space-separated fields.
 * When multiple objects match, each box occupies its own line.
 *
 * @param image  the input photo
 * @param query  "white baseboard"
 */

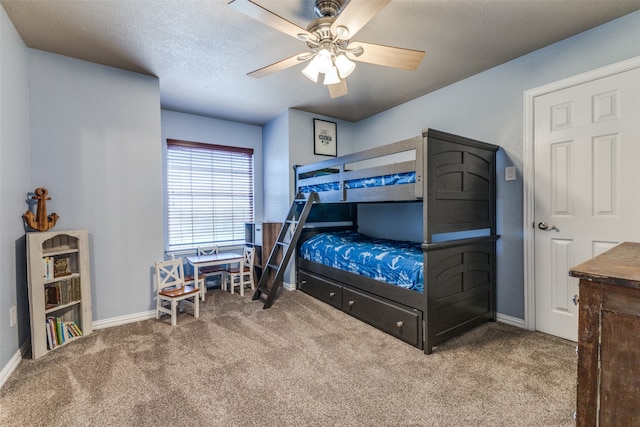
xmin=0 ymin=341 xmax=29 ymax=389
xmin=282 ymin=281 xmax=295 ymax=291
xmin=496 ymin=312 xmax=526 ymax=329
xmin=92 ymin=310 xmax=156 ymax=330
xmin=94 ymin=286 xmax=300 ymax=330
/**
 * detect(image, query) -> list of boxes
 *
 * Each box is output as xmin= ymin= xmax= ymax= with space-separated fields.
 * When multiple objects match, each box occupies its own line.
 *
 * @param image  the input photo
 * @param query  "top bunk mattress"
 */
xmin=299 ymin=230 xmax=424 ymax=293
xmin=298 ymin=171 xmax=416 ymax=194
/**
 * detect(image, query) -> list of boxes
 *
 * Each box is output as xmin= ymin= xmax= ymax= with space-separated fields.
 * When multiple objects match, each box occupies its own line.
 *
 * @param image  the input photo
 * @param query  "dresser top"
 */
xmin=570 ymin=242 xmax=640 ymax=288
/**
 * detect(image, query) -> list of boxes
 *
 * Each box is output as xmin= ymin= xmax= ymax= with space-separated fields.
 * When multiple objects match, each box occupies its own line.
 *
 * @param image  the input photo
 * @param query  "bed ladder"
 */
xmin=252 ymin=192 xmax=318 ymax=309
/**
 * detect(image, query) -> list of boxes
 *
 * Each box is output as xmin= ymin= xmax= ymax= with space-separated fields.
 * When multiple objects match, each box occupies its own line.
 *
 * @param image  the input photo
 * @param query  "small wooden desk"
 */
xmin=570 ymin=242 xmax=640 ymax=426
xmin=185 ymin=252 xmax=243 ymax=301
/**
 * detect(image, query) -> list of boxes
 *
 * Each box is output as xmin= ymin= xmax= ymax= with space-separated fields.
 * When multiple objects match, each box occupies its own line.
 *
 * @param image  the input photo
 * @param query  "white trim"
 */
xmin=92 ymin=310 xmax=156 ymax=330
xmin=522 ymin=56 xmax=640 ymax=332
xmin=0 ymin=341 xmax=29 ymax=389
xmin=497 ymin=313 xmax=526 ymax=329
xmin=282 ymin=281 xmax=296 ymax=291
xmin=92 ymin=285 xmax=298 ymax=329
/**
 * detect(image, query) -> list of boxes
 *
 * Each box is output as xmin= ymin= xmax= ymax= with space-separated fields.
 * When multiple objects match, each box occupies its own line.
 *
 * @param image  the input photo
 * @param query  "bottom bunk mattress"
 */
xmin=299 ymin=230 xmax=424 ymax=293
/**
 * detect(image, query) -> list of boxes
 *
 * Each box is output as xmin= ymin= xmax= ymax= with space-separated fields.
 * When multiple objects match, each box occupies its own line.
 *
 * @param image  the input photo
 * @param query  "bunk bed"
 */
xmin=294 ymin=128 xmax=499 ymax=354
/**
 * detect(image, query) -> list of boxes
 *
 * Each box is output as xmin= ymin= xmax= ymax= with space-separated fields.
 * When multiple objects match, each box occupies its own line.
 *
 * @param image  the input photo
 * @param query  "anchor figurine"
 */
xmin=23 ymin=187 xmax=59 ymax=232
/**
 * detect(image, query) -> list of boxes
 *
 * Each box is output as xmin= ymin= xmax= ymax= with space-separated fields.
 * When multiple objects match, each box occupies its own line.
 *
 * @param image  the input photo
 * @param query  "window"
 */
xmin=166 ymin=139 xmax=254 ymax=250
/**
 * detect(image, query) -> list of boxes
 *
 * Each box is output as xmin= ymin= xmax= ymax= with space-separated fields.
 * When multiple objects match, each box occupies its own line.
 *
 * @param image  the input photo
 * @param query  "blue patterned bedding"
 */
xmin=299 ymin=231 xmax=424 ymax=293
xmin=299 ymin=172 xmax=416 ymax=194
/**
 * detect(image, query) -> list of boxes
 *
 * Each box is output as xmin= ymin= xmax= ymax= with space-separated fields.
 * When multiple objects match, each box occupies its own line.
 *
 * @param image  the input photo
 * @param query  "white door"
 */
xmin=534 ymin=67 xmax=640 ymax=341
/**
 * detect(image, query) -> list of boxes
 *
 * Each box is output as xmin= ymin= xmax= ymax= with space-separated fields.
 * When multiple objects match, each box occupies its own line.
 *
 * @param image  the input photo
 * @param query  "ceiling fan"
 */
xmin=229 ymin=0 xmax=425 ymax=98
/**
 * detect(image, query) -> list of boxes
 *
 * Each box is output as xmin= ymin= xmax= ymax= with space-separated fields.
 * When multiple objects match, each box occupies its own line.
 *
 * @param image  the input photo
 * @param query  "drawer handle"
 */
xmin=396 ymin=321 xmax=404 ymax=328
xmin=572 ymin=294 xmax=579 ymax=305
xmin=301 ymin=280 xmax=306 ymax=285
xmin=348 ymin=300 xmax=354 ymax=307
xmin=329 ymin=292 xmax=335 ymax=299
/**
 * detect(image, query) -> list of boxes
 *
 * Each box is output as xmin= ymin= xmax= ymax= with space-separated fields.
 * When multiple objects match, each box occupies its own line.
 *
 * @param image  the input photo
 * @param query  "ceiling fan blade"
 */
xmin=348 ymin=41 xmax=425 ymax=71
xmin=331 ymin=0 xmax=390 ymax=39
xmin=328 ymin=79 xmax=348 ymax=99
xmin=247 ymin=53 xmax=307 ymax=78
xmin=229 ymin=0 xmax=313 ymax=40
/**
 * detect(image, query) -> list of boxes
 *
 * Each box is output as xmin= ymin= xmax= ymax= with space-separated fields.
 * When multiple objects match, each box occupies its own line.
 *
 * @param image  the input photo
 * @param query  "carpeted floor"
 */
xmin=0 ymin=289 xmax=577 ymax=426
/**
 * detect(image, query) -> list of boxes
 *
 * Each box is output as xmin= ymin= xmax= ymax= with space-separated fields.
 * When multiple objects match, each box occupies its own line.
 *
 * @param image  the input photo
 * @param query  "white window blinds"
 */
xmin=166 ymin=139 xmax=254 ymax=250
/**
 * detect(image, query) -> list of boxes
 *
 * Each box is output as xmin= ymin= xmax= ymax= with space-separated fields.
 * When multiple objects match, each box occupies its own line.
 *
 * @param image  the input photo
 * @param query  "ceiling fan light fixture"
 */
xmin=302 ymin=62 xmax=320 ymax=82
xmin=323 ymin=66 xmax=340 ymax=85
xmin=334 ymin=54 xmax=355 ymax=78
xmin=335 ymin=25 xmax=349 ymax=39
xmin=313 ymin=48 xmax=333 ymax=73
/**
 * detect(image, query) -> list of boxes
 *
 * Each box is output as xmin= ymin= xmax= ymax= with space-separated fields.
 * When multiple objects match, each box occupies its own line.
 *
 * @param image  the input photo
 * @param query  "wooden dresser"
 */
xmin=569 ymin=242 xmax=640 ymax=426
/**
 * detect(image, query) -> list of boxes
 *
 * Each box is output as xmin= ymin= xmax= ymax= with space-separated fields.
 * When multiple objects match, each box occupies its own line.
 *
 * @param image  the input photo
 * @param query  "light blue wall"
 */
xmin=358 ymin=203 xmax=423 ymax=241
xmin=29 ymin=51 xmax=164 ymax=321
xmin=262 ymin=108 xmax=356 ymax=221
xmin=0 ymin=5 xmax=30 ymax=375
xmin=288 ymin=109 xmax=354 ymax=164
xmin=263 ymin=111 xmax=290 ymax=223
xmin=160 ymin=110 xmax=264 ymax=229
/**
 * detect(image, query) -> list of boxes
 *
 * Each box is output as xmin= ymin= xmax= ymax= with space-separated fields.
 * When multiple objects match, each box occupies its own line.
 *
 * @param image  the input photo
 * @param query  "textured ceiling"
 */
xmin=2 ymin=0 xmax=640 ymax=125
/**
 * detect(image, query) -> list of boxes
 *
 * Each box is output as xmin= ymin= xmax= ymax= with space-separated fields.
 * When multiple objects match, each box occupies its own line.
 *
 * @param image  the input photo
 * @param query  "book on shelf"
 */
xmin=43 ymin=255 xmax=73 ymax=280
xmin=45 ymin=317 xmax=84 ymax=350
xmin=45 ymin=283 xmax=61 ymax=309
xmin=53 ymin=256 xmax=71 ymax=277
xmin=43 ymin=256 xmax=54 ymax=280
xmin=44 ymin=277 xmax=81 ymax=310
xmin=46 ymin=320 xmax=54 ymax=350
xmin=67 ymin=322 xmax=83 ymax=337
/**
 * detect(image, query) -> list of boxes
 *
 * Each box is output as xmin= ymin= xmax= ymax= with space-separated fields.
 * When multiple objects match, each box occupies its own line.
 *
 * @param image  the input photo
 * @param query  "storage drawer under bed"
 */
xmin=298 ymin=270 xmax=342 ymax=309
xmin=343 ymin=287 xmax=422 ymax=348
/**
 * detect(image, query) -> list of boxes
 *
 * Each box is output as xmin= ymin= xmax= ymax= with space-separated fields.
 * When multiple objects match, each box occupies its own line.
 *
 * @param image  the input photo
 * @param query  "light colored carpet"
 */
xmin=0 ymin=289 xmax=576 ymax=426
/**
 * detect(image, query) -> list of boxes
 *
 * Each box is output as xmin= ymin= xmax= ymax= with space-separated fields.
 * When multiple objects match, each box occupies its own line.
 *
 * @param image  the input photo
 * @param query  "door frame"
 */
xmin=522 ymin=56 xmax=640 ymax=331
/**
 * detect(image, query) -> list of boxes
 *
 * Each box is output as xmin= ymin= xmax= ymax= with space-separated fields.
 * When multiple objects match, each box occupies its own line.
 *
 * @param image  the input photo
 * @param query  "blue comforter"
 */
xmin=299 ymin=231 xmax=424 ymax=293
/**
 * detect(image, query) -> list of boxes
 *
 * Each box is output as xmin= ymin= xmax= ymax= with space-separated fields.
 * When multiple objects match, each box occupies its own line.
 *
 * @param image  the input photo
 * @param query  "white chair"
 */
xmin=197 ymin=245 xmax=227 ymax=290
xmin=225 ymin=246 xmax=255 ymax=297
xmin=169 ymin=253 xmax=205 ymax=301
xmin=155 ymin=258 xmax=200 ymax=326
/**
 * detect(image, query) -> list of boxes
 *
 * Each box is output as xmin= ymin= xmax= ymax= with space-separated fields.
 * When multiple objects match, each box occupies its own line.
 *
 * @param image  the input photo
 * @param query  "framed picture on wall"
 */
xmin=313 ymin=118 xmax=337 ymax=157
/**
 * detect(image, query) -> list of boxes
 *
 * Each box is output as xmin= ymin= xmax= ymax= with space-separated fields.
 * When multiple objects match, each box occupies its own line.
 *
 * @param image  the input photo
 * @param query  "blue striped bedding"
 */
xmin=298 ymin=171 xmax=416 ymax=194
xmin=299 ymin=231 xmax=424 ymax=293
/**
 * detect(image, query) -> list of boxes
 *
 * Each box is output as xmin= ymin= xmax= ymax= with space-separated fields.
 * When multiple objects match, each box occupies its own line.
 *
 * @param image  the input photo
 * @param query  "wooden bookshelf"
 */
xmin=27 ymin=230 xmax=92 ymax=359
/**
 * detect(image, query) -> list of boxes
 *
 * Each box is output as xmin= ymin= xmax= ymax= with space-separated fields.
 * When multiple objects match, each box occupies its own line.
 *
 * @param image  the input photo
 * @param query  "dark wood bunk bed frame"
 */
xmin=294 ymin=128 xmax=499 ymax=354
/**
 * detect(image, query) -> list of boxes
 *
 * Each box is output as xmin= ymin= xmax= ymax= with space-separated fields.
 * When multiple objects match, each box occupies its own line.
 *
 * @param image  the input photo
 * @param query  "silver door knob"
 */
xmin=538 ymin=221 xmax=558 ymax=231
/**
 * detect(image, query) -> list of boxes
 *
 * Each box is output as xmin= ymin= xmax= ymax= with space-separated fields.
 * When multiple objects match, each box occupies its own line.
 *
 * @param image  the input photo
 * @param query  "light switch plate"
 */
xmin=10 ymin=306 xmax=16 ymax=327
xmin=505 ymin=166 xmax=516 ymax=181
